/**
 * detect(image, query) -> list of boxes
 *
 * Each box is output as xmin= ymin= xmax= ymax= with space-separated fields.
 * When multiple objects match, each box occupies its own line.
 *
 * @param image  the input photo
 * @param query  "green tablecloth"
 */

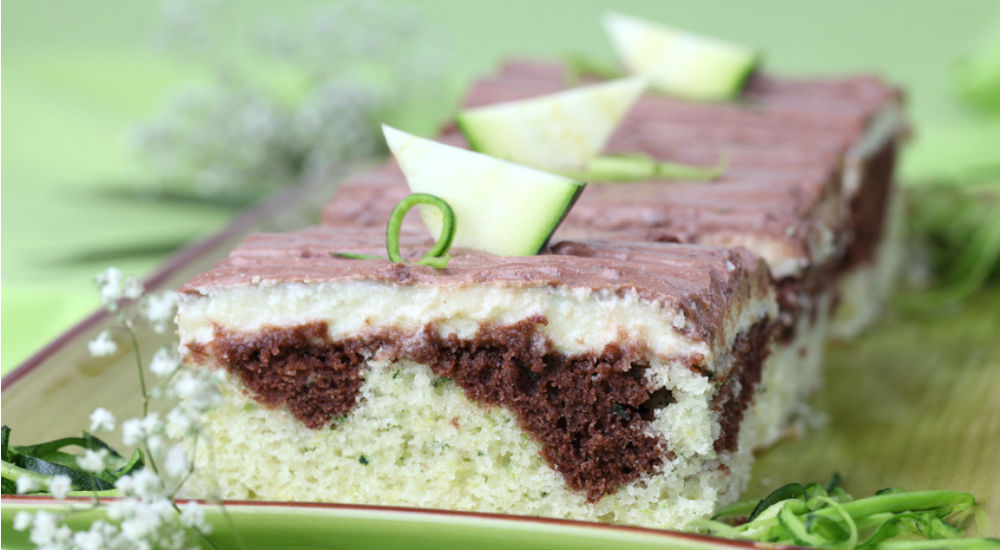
xmin=3 ymin=0 xmax=999 ymax=372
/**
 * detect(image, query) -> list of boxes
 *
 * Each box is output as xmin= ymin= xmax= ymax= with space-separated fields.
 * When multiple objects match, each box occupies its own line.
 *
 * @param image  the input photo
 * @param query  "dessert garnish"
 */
xmin=457 ymin=77 xmax=647 ymax=170
xmin=690 ymin=474 xmax=998 ymax=549
xmin=333 ymin=192 xmax=456 ymax=268
xmin=383 ymin=124 xmax=585 ymax=256
xmin=1 ymin=425 xmax=144 ymax=496
xmin=560 ymin=152 xmax=727 ymax=182
xmin=603 ymin=12 xmax=759 ymax=100
xmin=457 ymin=77 xmax=726 ymax=181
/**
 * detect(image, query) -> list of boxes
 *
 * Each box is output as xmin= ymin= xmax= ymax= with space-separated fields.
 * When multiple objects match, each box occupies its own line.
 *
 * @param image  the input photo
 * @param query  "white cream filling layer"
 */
xmin=830 ymin=187 xmax=904 ymax=339
xmin=179 ymin=280 xmax=775 ymax=368
xmin=844 ymin=104 xmax=905 ymax=198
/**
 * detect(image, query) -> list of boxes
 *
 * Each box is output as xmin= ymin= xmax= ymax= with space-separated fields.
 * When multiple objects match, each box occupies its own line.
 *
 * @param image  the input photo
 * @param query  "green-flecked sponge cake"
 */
xmin=173 ymin=226 xmax=809 ymax=528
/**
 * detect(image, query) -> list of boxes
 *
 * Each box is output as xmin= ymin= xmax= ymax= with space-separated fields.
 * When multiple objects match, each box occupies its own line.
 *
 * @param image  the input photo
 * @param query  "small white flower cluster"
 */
xmin=166 ymin=369 xmax=223 ymax=438
xmin=14 ymin=510 xmax=73 ymax=549
xmin=14 ymin=473 xmax=212 ymax=550
xmin=77 ymin=449 xmax=110 ymax=473
xmin=87 ymin=330 xmax=119 ymax=358
xmin=88 ymin=267 xmax=180 ymax=358
xmin=95 ymin=267 xmax=144 ymax=313
xmin=14 ymin=399 xmax=216 ymax=549
xmin=89 ymin=408 xmax=116 ymax=432
xmin=132 ymin=0 xmax=448 ymax=202
xmin=12 ymin=269 xmax=220 ymax=550
xmin=142 ymin=291 xmax=179 ymax=335
xmin=107 ymin=469 xmax=212 ymax=549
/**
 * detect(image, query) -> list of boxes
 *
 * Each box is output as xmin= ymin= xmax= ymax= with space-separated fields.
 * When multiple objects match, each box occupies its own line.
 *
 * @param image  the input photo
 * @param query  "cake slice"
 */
xmin=324 ymin=111 xmax=848 ymax=424
xmin=177 ymin=226 xmax=784 ymax=528
xmin=323 ymin=162 xmax=834 ymax=447
xmin=472 ymin=59 xmax=907 ymax=338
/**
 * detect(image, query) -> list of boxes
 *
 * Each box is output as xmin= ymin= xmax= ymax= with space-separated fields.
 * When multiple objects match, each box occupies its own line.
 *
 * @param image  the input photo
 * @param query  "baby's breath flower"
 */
xmin=123 ymin=276 xmax=145 ymax=300
xmin=143 ymin=290 xmax=179 ymax=333
xmin=80 ymin=520 xmax=119 ymax=550
xmin=55 ymin=524 xmax=74 ymax=545
xmin=47 ymin=474 xmax=72 ymax=500
xmin=120 ymin=517 xmax=154 ymax=543
xmin=88 ymin=330 xmax=119 ymax=357
xmin=143 ymin=412 xmax=164 ymax=435
xmin=115 ymin=470 xmax=165 ymax=499
xmin=165 ymin=444 xmax=191 ymax=479
xmin=90 ymin=407 xmax=116 ymax=432
xmin=13 ymin=511 xmax=33 ymax=531
xmin=78 ymin=448 xmax=110 ymax=473
xmin=150 ymin=347 xmax=180 ymax=378
xmin=119 ymin=497 xmax=176 ymax=542
xmin=132 ymin=469 xmax=165 ymax=498
xmin=73 ymin=522 xmax=115 ymax=550
xmin=28 ymin=510 xmax=64 ymax=547
xmin=171 ymin=371 xmax=222 ymax=413
xmin=112 ymin=478 xmax=137 ymax=500
xmin=166 ymin=405 xmax=198 ymax=436
xmin=180 ymin=500 xmax=211 ymax=533
xmin=96 ymin=267 xmax=124 ymax=310
xmin=72 ymin=529 xmax=102 ymax=550
xmin=149 ymin=496 xmax=176 ymax=520
xmin=147 ymin=434 xmax=168 ymax=457
xmin=122 ymin=418 xmax=146 ymax=446
xmin=16 ymin=475 xmax=41 ymax=494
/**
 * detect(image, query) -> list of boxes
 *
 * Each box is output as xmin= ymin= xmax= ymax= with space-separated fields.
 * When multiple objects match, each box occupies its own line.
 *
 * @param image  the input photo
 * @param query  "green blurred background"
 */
xmin=3 ymin=0 xmax=1000 ymax=373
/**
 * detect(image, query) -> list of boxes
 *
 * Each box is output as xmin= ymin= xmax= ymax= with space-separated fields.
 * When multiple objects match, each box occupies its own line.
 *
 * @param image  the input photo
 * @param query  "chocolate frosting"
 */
xmin=323 ymin=61 xmax=901 ymax=270
xmin=181 ymin=226 xmax=771 ymax=344
xmin=322 ymin=166 xmax=832 ymax=266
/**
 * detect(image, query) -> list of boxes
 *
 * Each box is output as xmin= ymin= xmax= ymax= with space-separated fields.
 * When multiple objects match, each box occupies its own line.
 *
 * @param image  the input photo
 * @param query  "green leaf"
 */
xmin=825 ymin=471 xmax=844 ymax=493
xmin=748 ymin=483 xmax=805 ymax=521
xmin=11 ymin=455 xmax=114 ymax=491
xmin=702 ymin=477 xmax=990 ymax=549
xmin=1 ymin=459 xmax=52 ymax=494
xmin=711 ymin=497 xmax=759 ymax=520
xmin=1 ymin=425 xmax=10 ymax=462
xmin=858 ymin=515 xmax=906 ymax=549
xmin=109 ymin=448 xmax=145 ymax=479
xmin=0 ymin=426 xmax=140 ymax=496
xmin=953 ymin=21 xmax=1000 ymax=113
xmin=804 ymin=482 xmax=830 ymax=509
xmin=778 ymin=502 xmax=829 ymax=547
xmin=10 ymin=431 xmax=123 ymax=462
xmin=807 ymin=514 xmax=850 ymax=543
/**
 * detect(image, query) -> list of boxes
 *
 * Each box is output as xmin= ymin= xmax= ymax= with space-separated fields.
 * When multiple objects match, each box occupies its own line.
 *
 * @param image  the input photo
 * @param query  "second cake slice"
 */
xmin=177 ymin=227 xmax=784 ymax=528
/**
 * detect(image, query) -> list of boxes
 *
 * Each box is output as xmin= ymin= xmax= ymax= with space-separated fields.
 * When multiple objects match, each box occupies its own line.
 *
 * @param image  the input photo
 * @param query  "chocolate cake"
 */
xmin=322 ymin=61 xmax=906 ymax=427
xmin=176 ymin=57 xmax=905 ymax=530
xmin=177 ymin=227 xmax=792 ymax=527
xmin=464 ymin=59 xmax=907 ymax=339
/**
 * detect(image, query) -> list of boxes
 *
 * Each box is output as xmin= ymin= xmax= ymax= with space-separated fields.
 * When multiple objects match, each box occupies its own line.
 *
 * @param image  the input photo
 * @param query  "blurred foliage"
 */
xmin=953 ymin=18 xmax=1000 ymax=114
xmin=904 ymin=20 xmax=1000 ymax=304
xmin=130 ymin=0 xmax=449 ymax=206
xmin=905 ymin=180 xmax=1000 ymax=304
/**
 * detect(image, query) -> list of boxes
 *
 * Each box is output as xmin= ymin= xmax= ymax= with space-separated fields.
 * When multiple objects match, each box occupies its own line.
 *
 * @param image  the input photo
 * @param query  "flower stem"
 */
xmin=125 ymin=325 xmax=149 ymax=418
